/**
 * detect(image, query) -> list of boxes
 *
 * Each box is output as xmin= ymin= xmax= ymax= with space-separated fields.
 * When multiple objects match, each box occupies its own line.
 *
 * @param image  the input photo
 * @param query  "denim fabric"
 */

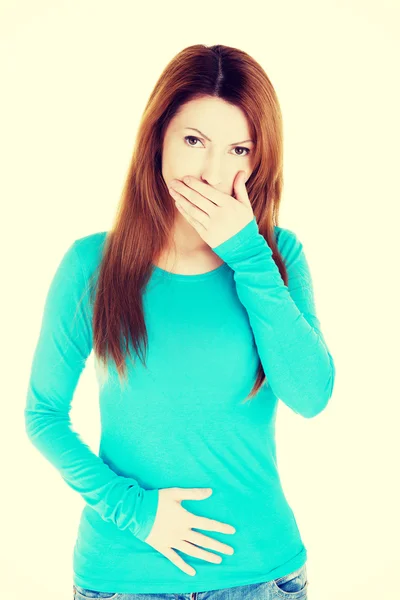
xmin=73 ymin=563 xmax=308 ymax=599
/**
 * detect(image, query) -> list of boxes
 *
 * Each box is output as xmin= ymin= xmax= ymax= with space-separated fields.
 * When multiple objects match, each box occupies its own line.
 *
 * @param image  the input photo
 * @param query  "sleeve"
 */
xmin=211 ymin=217 xmax=336 ymax=418
xmin=24 ymin=240 xmax=159 ymax=541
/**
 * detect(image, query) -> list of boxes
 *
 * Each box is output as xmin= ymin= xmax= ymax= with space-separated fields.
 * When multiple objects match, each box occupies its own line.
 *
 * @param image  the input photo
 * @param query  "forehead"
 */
xmin=173 ymin=96 xmax=251 ymax=136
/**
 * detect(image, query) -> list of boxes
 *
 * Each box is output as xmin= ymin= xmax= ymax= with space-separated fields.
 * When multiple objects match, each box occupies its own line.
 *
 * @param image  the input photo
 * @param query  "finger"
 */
xmin=163 ymin=547 xmax=196 ymax=576
xmin=177 ymin=540 xmax=222 ymax=564
xmin=195 ymin=515 xmax=237 ymax=534
xmin=173 ymin=487 xmax=213 ymax=501
xmin=176 ymin=193 xmax=214 ymax=218
xmin=186 ymin=530 xmax=235 ymax=556
xmin=175 ymin=201 xmax=208 ymax=232
xmin=171 ymin=181 xmax=216 ymax=214
xmin=182 ymin=176 xmax=225 ymax=207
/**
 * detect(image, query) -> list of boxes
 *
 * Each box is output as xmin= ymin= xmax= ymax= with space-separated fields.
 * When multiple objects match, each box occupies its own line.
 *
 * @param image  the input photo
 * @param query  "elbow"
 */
xmin=295 ymin=388 xmax=332 ymax=419
xmin=24 ymin=407 xmax=39 ymax=444
xmin=24 ymin=404 xmax=52 ymax=445
xmin=282 ymin=387 xmax=332 ymax=419
xmin=24 ymin=408 xmax=33 ymax=439
xmin=301 ymin=393 xmax=331 ymax=419
xmin=300 ymin=355 xmax=336 ymax=419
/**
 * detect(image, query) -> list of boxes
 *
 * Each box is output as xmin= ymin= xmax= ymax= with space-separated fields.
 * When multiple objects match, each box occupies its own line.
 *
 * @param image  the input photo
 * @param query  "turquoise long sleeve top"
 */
xmin=24 ymin=217 xmax=335 ymax=594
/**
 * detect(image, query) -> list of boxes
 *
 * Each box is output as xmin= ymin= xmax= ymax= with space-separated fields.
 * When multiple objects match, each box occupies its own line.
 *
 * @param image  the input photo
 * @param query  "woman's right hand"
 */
xmin=143 ymin=487 xmax=236 ymax=576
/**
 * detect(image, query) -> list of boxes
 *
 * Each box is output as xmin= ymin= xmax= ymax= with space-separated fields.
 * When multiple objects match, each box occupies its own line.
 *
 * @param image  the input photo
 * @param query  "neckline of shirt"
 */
xmin=151 ymin=261 xmax=230 ymax=282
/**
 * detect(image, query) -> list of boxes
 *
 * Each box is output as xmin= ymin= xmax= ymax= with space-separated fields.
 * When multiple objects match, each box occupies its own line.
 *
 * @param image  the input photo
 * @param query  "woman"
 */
xmin=25 ymin=44 xmax=335 ymax=599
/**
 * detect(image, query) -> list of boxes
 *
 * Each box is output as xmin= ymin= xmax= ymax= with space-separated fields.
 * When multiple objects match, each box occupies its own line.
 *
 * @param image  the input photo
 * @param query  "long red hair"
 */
xmin=86 ymin=44 xmax=287 ymax=402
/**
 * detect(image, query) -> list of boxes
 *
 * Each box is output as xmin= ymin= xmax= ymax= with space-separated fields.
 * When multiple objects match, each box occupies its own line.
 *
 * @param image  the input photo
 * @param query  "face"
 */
xmin=161 ymin=95 xmax=255 ymax=197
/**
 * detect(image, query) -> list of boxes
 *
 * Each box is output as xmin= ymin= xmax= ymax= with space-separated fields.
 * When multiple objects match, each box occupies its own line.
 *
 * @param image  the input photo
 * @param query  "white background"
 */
xmin=1 ymin=1 xmax=399 ymax=598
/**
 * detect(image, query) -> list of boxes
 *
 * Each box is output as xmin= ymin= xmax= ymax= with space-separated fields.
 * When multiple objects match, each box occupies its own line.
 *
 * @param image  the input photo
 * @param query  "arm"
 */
xmin=24 ymin=240 xmax=159 ymax=540
xmin=212 ymin=217 xmax=336 ymax=417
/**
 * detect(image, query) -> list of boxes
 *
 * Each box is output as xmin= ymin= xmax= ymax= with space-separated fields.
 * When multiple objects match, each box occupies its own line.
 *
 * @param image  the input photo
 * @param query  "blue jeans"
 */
xmin=73 ymin=563 xmax=308 ymax=599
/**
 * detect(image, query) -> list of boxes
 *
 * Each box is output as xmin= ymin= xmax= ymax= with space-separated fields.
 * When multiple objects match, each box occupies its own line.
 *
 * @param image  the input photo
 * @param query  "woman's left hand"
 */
xmin=168 ymin=170 xmax=255 ymax=248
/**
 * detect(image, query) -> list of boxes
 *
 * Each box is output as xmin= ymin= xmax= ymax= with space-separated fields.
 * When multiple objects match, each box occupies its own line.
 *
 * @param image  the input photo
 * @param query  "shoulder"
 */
xmin=273 ymin=225 xmax=304 ymax=263
xmin=73 ymin=230 xmax=108 ymax=253
xmin=71 ymin=231 xmax=108 ymax=275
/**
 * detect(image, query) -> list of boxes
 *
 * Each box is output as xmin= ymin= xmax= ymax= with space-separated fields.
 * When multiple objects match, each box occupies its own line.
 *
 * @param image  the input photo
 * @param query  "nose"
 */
xmin=200 ymin=173 xmax=222 ymax=188
xmin=198 ymin=153 xmax=224 ymax=187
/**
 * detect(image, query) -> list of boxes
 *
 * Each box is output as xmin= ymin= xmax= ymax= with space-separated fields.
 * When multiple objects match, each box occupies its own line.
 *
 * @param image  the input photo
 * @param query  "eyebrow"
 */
xmin=184 ymin=127 xmax=254 ymax=146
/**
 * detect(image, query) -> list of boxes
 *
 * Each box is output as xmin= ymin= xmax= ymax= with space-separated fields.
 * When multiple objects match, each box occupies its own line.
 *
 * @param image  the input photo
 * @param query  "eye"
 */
xmin=233 ymin=146 xmax=251 ymax=157
xmin=184 ymin=135 xmax=203 ymax=147
xmin=184 ymin=136 xmax=251 ymax=157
